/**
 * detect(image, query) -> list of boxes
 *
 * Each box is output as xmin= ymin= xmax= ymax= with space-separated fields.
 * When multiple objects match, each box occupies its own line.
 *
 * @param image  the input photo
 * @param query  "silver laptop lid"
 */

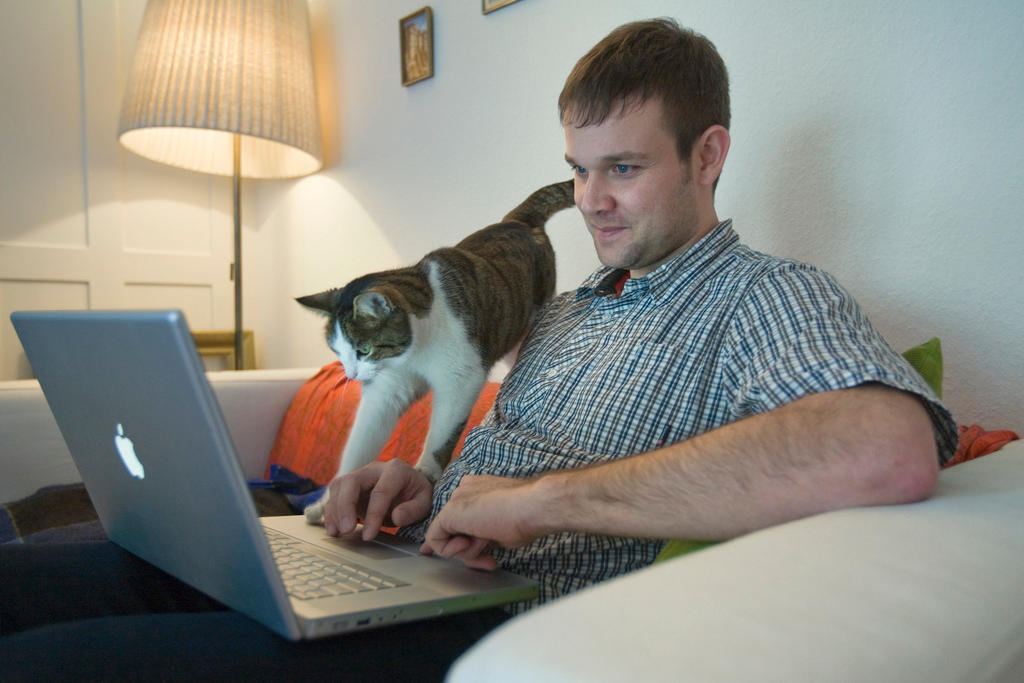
xmin=12 ymin=309 xmax=300 ymax=639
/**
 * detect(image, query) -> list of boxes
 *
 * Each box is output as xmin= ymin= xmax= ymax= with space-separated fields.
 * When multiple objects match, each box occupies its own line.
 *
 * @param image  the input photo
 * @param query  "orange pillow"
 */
xmin=945 ymin=424 xmax=1021 ymax=468
xmin=267 ymin=362 xmax=499 ymax=485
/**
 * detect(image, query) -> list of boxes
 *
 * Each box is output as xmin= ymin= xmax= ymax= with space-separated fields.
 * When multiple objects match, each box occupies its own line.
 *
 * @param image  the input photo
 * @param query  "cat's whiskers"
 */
xmin=334 ymin=369 xmax=354 ymax=406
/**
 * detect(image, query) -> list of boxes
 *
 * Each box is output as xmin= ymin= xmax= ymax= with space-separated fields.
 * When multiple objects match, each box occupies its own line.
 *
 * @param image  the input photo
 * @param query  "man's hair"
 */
xmin=558 ymin=19 xmax=730 ymax=160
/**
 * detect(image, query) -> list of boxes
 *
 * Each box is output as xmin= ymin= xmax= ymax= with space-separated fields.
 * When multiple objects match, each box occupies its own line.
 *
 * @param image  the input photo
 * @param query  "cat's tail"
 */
xmin=502 ymin=179 xmax=575 ymax=229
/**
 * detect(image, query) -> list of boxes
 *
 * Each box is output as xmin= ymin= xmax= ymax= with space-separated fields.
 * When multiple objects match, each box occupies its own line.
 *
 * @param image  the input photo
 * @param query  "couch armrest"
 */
xmin=0 ymin=367 xmax=315 ymax=503
xmin=450 ymin=440 xmax=1024 ymax=682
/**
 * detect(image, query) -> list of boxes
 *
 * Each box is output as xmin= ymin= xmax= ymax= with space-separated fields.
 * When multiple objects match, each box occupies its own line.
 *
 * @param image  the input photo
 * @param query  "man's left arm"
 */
xmin=422 ymin=383 xmax=938 ymax=568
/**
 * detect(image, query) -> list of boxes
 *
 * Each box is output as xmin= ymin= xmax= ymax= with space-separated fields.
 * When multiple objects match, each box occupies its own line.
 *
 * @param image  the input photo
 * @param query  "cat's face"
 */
xmin=298 ymin=288 xmax=412 ymax=382
xmin=330 ymin=292 xmax=412 ymax=381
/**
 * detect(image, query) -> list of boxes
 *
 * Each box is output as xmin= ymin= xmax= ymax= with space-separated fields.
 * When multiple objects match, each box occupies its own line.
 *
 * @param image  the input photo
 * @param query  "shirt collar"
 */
xmin=576 ymin=220 xmax=737 ymax=303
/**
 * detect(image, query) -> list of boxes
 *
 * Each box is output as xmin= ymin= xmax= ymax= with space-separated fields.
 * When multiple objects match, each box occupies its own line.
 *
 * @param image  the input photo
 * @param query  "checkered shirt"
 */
xmin=402 ymin=220 xmax=957 ymax=610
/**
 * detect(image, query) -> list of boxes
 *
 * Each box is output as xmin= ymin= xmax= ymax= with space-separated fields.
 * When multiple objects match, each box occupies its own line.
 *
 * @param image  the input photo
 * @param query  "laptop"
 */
xmin=11 ymin=309 xmax=537 ymax=640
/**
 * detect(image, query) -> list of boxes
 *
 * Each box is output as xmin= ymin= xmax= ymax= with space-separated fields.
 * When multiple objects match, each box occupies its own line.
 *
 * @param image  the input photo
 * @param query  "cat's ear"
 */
xmin=296 ymin=289 xmax=340 ymax=315
xmin=353 ymin=292 xmax=392 ymax=320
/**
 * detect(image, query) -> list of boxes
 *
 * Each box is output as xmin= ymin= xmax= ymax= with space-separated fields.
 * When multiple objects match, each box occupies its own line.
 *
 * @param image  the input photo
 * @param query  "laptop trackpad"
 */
xmin=321 ymin=531 xmax=415 ymax=561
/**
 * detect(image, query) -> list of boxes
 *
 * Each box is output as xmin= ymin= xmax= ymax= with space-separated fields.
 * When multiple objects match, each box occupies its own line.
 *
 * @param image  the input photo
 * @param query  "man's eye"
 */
xmin=571 ymin=164 xmax=588 ymax=177
xmin=613 ymin=164 xmax=633 ymax=174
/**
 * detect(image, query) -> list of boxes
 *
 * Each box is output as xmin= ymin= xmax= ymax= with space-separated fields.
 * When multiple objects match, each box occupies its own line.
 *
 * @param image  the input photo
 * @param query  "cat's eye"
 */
xmin=356 ymin=344 xmax=372 ymax=359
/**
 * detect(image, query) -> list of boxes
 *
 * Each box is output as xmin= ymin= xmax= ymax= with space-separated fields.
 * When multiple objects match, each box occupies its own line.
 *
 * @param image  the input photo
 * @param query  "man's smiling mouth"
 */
xmin=591 ymin=224 xmax=629 ymax=240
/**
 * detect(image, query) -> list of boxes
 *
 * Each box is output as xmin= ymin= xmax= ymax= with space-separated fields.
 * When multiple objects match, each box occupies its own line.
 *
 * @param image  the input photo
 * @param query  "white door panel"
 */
xmin=1 ymin=1 xmax=234 ymax=379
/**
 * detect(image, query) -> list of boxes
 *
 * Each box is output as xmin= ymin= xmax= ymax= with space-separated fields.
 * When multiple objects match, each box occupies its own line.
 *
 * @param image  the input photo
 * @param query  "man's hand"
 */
xmin=322 ymin=459 xmax=433 ymax=540
xmin=420 ymin=474 xmax=549 ymax=570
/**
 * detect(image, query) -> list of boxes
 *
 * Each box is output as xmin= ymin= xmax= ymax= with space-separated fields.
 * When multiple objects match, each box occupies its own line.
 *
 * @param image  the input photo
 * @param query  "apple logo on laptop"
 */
xmin=114 ymin=423 xmax=146 ymax=479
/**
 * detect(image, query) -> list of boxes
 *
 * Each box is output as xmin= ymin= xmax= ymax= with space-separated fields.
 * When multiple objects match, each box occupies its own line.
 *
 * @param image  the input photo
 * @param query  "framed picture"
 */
xmin=483 ymin=0 xmax=522 ymax=14
xmin=400 ymin=7 xmax=433 ymax=86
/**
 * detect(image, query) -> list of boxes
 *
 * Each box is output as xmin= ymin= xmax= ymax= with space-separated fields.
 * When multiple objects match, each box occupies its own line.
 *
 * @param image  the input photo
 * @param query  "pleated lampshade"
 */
xmin=117 ymin=0 xmax=322 ymax=179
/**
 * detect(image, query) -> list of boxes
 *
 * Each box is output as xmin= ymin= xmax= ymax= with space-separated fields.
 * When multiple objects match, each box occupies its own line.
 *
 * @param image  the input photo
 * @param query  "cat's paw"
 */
xmin=303 ymin=491 xmax=328 ymax=524
xmin=413 ymin=461 xmax=441 ymax=486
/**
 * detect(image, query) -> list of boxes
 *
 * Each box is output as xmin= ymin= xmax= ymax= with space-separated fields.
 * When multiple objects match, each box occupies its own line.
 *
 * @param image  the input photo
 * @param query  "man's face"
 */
xmin=564 ymin=98 xmax=703 ymax=278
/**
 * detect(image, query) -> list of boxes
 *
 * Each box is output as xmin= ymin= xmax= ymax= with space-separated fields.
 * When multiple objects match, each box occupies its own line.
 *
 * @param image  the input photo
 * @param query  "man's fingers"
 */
xmin=457 ymin=537 xmax=498 ymax=570
xmin=336 ymin=479 xmax=366 ymax=534
xmin=324 ymin=468 xmax=381 ymax=536
xmin=421 ymin=533 xmax=499 ymax=571
xmin=444 ymin=536 xmax=498 ymax=571
xmin=391 ymin=497 xmax=431 ymax=528
xmin=439 ymin=535 xmax=473 ymax=558
xmin=420 ymin=526 xmax=467 ymax=558
xmin=324 ymin=460 xmax=432 ymax=541
xmin=361 ymin=460 xmax=417 ymax=539
xmin=362 ymin=484 xmax=398 ymax=540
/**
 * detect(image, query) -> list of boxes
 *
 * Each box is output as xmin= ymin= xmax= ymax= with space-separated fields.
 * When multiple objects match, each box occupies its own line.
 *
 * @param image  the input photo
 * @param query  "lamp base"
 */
xmin=192 ymin=330 xmax=255 ymax=371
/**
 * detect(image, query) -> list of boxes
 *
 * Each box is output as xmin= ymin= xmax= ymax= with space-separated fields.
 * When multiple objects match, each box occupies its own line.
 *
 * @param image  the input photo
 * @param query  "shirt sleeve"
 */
xmin=724 ymin=262 xmax=958 ymax=464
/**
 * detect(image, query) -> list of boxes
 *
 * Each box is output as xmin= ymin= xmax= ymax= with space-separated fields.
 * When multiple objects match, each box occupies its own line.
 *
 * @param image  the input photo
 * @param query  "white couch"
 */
xmin=3 ymin=369 xmax=1023 ymax=681
xmin=450 ymin=438 xmax=1024 ymax=682
xmin=0 ymin=368 xmax=315 ymax=503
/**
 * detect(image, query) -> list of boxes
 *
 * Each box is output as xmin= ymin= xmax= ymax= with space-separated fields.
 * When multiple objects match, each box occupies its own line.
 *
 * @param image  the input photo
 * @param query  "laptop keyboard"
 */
xmin=265 ymin=528 xmax=409 ymax=600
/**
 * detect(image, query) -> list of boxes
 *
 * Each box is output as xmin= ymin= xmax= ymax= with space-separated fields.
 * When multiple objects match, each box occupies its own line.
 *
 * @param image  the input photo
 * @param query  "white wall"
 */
xmin=252 ymin=0 xmax=1023 ymax=433
xmin=3 ymin=0 xmax=1022 ymax=434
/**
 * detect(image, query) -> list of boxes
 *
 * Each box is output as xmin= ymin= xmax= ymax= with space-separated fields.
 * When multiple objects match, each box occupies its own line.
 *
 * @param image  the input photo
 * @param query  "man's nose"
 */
xmin=577 ymin=175 xmax=614 ymax=215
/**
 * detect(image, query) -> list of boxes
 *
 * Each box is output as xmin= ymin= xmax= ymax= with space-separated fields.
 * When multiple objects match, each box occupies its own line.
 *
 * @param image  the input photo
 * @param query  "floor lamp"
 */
xmin=117 ymin=0 xmax=322 ymax=369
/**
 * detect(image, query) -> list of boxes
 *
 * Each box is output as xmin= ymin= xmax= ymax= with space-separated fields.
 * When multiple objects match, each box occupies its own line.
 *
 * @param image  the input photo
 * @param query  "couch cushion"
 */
xmin=267 ymin=362 xmax=499 ymax=484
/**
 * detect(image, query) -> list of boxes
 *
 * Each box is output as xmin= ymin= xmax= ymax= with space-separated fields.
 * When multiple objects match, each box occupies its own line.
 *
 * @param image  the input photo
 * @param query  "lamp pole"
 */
xmin=232 ymin=134 xmax=243 ymax=371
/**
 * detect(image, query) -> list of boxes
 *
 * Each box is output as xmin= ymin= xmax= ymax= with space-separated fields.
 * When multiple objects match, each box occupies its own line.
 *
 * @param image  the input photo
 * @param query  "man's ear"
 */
xmin=296 ymin=289 xmax=340 ymax=315
xmin=693 ymin=125 xmax=730 ymax=189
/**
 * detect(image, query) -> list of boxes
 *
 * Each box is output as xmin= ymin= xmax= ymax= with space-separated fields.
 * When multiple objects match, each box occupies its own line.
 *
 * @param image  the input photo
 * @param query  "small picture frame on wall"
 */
xmin=483 ymin=0 xmax=522 ymax=14
xmin=400 ymin=7 xmax=433 ymax=86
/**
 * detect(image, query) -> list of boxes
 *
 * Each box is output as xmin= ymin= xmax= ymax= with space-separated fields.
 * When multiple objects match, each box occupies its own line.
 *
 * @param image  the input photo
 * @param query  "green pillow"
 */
xmin=902 ymin=337 xmax=943 ymax=398
xmin=653 ymin=338 xmax=944 ymax=564
xmin=653 ymin=538 xmax=716 ymax=563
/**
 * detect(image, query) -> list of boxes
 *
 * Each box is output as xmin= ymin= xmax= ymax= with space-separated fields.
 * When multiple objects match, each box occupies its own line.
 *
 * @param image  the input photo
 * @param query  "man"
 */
xmin=0 ymin=19 xmax=955 ymax=678
xmin=322 ymin=19 xmax=956 ymax=606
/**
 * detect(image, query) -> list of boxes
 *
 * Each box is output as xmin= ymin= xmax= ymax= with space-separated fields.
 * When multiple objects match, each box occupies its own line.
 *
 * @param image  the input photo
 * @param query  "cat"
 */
xmin=297 ymin=179 xmax=575 ymax=523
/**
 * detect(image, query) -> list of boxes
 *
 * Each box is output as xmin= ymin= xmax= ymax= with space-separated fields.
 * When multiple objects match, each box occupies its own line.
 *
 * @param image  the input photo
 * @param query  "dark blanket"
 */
xmin=1 ymin=484 xmax=106 ymax=544
xmin=1 ymin=484 xmax=297 ymax=545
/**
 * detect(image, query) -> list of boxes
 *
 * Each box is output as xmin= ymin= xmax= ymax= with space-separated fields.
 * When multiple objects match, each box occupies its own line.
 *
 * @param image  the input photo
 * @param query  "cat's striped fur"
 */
xmin=298 ymin=180 xmax=574 ymax=521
